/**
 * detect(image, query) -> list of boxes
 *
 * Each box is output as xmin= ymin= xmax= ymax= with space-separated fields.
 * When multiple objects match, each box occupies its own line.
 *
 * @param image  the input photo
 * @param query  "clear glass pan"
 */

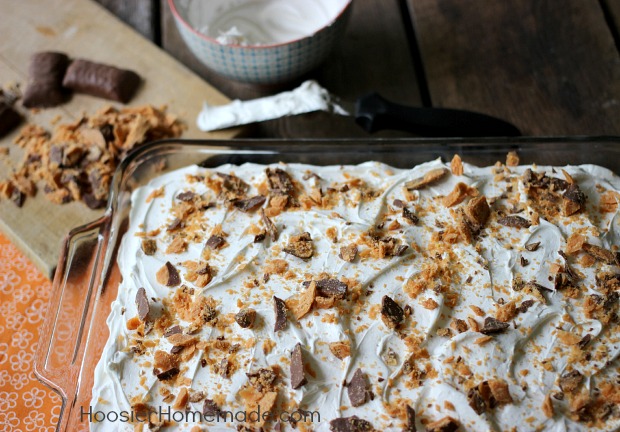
xmin=34 ymin=136 xmax=620 ymax=431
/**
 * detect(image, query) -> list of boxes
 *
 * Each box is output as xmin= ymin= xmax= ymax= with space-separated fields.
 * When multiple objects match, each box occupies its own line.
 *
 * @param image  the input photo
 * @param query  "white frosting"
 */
xmin=196 ymin=80 xmax=348 ymax=132
xmin=91 ymin=159 xmax=620 ymax=431
xmin=185 ymin=0 xmax=351 ymax=46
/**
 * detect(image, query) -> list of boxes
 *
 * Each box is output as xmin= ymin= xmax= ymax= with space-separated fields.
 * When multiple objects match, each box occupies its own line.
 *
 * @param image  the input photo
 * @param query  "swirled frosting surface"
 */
xmin=91 ymin=158 xmax=620 ymax=431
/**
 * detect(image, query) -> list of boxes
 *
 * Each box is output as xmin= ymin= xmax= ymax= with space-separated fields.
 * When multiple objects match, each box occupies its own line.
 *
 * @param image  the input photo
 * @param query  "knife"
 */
xmin=352 ymin=93 xmax=521 ymax=137
xmin=197 ymin=80 xmax=521 ymax=137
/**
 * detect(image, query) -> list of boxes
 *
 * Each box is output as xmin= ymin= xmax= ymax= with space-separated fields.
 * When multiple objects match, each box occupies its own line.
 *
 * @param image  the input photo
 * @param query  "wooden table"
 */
xmin=99 ymin=0 xmax=620 ymax=137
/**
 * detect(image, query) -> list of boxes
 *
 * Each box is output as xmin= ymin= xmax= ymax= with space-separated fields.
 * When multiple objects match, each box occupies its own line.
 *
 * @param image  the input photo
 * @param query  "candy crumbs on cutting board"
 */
xmin=0 ymin=105 xmax=185 ymax=209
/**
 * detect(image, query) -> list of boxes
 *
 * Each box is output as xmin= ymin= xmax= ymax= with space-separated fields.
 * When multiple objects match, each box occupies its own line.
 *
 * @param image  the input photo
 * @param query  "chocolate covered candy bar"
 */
xmin=0 ymin=102 xmax=21 ymax=138
xmin=22 ymin=51 xmax=70 ymax=108
xmin=62 ymin=59 xmax=141 ymax=103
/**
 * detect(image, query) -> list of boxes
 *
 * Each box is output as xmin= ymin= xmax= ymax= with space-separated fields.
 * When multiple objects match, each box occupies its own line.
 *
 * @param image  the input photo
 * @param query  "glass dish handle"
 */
xmin=34 ymin=215 xmax=110 ymax=430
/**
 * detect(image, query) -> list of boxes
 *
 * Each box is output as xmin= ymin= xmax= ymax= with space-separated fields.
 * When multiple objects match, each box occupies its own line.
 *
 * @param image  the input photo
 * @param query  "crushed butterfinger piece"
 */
xmin=172 ymin=387 xmax=189 ymax=410
xmin=442 ymin=182 xmax=478 ymax=207
xmin=405 ymin=168 xmax=449 ymax=191
xmin=287 ymin=281 xmax=316 ymax=320
xmin=506 ymin=151 xmax=519 ymax=167
xmin=284 ymin=232 xmax=314 ymax=259
xmin=542 ymin=393 xmax=554 ymax=418
xmin=451 ymin=154 xmax=464 ymax=175
xmin=329 ymin=341 xmax=351 ymax=360
xmin=156 ymin=261 xmax=180 ymax=287
xmin=566 ymin=233 xmax=586 ymax=255
xmin=166 ymin=236 xmax=187 ymax=254
xmin=339 ymin=244 xmax=358 ymax=262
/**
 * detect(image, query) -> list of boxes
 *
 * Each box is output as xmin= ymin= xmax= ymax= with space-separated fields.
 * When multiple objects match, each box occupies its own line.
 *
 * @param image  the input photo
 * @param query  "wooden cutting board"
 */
xmin=0 ymin=0 xmax=238 ymax=279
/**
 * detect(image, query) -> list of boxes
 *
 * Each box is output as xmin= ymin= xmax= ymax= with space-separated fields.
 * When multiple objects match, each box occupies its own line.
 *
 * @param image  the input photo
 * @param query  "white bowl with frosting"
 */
xmin=169 ymin=0 xmax=353 ymax=84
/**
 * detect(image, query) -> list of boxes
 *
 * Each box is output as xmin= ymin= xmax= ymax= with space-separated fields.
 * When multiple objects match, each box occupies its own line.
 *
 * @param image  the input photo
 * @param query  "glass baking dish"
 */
xmin=34 ymin=136 xmax=620 ymax=431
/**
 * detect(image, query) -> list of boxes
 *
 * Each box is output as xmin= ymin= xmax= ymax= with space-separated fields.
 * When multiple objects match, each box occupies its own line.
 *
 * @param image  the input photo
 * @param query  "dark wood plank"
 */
xmin=408 ymin=0 xmax=620 ymax=135
xmin=161 ymin=0 xmax=422 ymax=138
xmin=602 ymin=0 xmax=620 ymax=48
xmin=95 ymin=0 xmax=156 ymax=41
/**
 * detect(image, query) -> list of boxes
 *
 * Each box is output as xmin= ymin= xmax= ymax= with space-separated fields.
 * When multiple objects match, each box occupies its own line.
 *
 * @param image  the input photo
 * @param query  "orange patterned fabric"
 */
xmin=0 ymin=232 xmax=61 ymax=431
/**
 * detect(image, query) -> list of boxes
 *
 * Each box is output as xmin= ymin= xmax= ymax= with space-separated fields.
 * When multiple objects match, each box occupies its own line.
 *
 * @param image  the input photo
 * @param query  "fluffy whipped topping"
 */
xmin=91 ymin=158 xmax=620 ymax=431
xmin=188 ymin=0 xmax=350 ymax=45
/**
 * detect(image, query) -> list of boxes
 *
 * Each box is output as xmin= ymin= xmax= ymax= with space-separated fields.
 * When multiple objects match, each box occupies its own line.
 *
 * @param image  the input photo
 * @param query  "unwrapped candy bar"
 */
xmin=0 ymin=102 xmax=21 ymax=137
xmin=22 ymin=51 xmax=70 ymax=108
xmin=62 ymin=59 xmax=141 ymax=103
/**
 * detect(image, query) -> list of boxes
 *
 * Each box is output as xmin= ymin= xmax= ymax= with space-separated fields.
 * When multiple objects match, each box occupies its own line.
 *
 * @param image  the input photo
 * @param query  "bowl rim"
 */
xmin=168 ymin=0 xmax=352 ymax=49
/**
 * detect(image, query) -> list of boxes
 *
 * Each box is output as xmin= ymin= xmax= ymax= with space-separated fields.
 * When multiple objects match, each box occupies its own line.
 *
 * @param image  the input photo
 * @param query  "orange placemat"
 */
xmin=0 ymin=232 xmax=61 ymax=431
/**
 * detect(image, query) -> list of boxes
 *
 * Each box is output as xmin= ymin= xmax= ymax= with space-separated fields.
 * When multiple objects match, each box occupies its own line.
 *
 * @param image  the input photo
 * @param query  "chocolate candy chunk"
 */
xmin=583 ymin=243 xmax=619 ymax=266
xmin=217 ymin=172 xmax=249 ymax=200
xmin=563 ymin=184 xmax=586 ymax=205
xmin=480 ymin=317 xmax=510 ymax=335
xmin=164 ymin=325 xmax=182 ymax=337
xmin=22 ymin=52 xmax=70 ymax=108
xmin=404 ymin=405 xmax=416 ymax=432
xmin=426 ymin=416 xmax=459 ymax=432
xmin=329 ymin=416 xmax=374 ymax=432
xmin=167 ymin=218 xmax=184 ymax=232
xmin=468 ymin=385 xmax=487 ymax=414
xmin=559 ymin=370 xmax=583 ymax=393
xmin=219 ymin=358 xmax=231 ymax=378
xmin=347 ymin=368 xmax=370 ymax=407
xmin=339 ymin=244 xmax=358 ymax=262
xmin=266 ymin=168 xmax=294 ymax=195
xmin=203 ymin=399 xmax=221 ymax=416
xmin=235 ymin=308 xmax=256 ymax=329
xmin=525 ymin=242 xmax=540 ymax=252
xmin=517 ymin=299 xmax=535 ymax=314
xmin=49 ymin=145 xmax=63 ymax=166
xmin=290 ymin=343 xmax=307 ymax=389
xmin=273 ymin=296 xmax=287 ymax=331
xmin=176 ymin=191 xmax=195 ymax=201
xmin=155 ymin=367 xmax=179 ymax=380
xmin=206 ymin=235 xmax=225 ymax=250
xmin=394 ymin=244 xmax=409 ymax=256
xmin=62 ymin=59 xmax=141 ymax=103
xmin=11 ymin=188 xmax=25 ymax=208
xmin=497 ymin=215 xmax=531 ymax=229
xmin=234 ymin=195 xmax=266 ymax=212
xmin=464 ymin=196 xmax=491 ymax=230
xmin=562 ymin=184 xmax=586 ymax=216
xmin=254 ymin=233 xmax=266 ymax=243
xmin=156 ymin=261 xmax=180 ymax=287
xmin=0 ymin=103 xmax=21 ymax=138
xmin=246 ymin=368 xmax=277 ymax=391
xmin=381 ymin=295 xmax=404 ymax=330
xmin=284 ymin=232 xmax=314 ymax=259
xmin=405 ymin=168 xmax=449 ymax=191
xmin=402 ymin=207 xmax=419 ymax=224
xmin=135 ymin=287 xmax=150 ymax=321
xmin=392 ymin=199 xmax=406 ymax=209
xmin=82 ymin=193 xmax=107 ymax=209
xmin=141 ymin=239 xmax=157 ymax=256
xmin=316 ymin=278 xmax=347 ymax=298
xmin=261 ymin=209 xmax=278 ymax=241
xmin=577 ymin=334 xmax=592 ymax=349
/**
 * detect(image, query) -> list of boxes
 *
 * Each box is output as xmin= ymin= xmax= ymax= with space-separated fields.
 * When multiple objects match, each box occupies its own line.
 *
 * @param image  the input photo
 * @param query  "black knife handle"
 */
xmin=355 ymin=93 xmax=521 ymax=137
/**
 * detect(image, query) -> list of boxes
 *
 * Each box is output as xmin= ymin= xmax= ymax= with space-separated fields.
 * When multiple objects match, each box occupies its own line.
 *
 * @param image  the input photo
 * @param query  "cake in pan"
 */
xmin=90 ymin=153 xmax=620 ymax=431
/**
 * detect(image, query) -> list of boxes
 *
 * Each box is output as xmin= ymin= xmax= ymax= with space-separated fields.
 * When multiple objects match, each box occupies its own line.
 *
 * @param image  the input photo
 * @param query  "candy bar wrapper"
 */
xmin=22 ymin=51 xmax=70 ymax=108
xmin=62 ymin=59 xmax=141 ymax=103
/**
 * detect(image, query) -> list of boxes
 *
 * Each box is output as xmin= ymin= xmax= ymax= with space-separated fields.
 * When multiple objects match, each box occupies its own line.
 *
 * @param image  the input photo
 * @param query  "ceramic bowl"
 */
xmin=168 ymin=0 xmax=353 ymax=84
